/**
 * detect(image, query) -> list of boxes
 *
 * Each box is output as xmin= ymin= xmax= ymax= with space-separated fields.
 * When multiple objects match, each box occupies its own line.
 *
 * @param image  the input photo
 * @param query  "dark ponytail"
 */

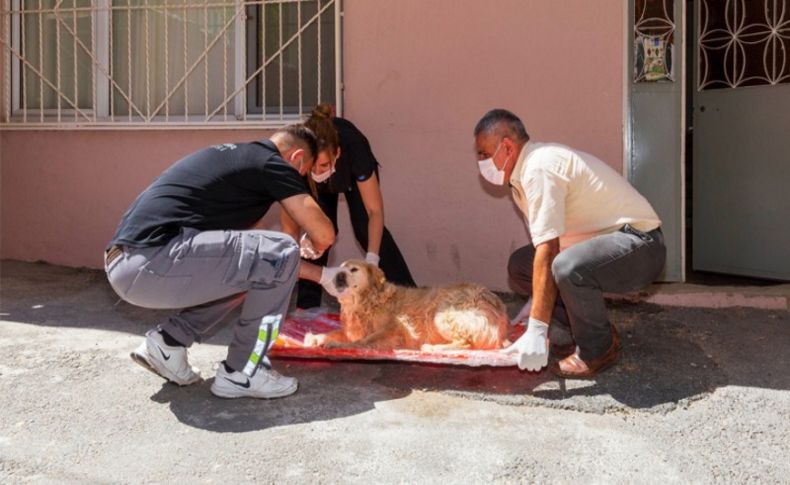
xmin=305 ymin=103 xmax=340 ymax=156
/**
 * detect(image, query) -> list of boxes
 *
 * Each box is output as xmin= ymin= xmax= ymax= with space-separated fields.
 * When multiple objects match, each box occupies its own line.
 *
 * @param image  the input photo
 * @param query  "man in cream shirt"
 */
xmin=474 ymin=109 xmax=665 ymax=378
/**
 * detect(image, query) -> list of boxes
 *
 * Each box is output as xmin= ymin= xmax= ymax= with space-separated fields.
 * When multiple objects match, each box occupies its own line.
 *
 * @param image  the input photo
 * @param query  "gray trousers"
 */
xmin=508 ymin=225 xmax=666 ymax=361
xmin=105 ymin=227 xmax=299 ymax=376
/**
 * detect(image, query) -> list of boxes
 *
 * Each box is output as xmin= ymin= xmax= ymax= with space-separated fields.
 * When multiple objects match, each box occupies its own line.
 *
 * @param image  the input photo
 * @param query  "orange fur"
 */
xmin=304 ymin=260 xmax=509 ymax=351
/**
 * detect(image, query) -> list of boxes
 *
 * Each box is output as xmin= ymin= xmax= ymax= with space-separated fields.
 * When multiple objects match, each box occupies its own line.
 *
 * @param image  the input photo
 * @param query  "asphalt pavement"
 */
xmin=1 ymin=260 xmax=788 ymax=484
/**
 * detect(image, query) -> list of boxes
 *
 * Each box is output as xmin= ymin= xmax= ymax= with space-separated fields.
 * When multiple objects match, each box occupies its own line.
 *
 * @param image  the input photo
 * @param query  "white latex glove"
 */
xmin=365 ymin=252 xmax=380 ymax=266
xmin=319 ymin=266 xmax=344 ymax=298
xmin=500 ymin=317 xmax=549 ymax=371
xmin=300 ymin=233 xmax=324 ymax=260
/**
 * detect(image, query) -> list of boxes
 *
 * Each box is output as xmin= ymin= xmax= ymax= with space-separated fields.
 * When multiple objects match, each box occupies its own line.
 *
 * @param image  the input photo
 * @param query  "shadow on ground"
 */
xmin=145 ymin=360 xmax=414 ymax=433
xmin=2 ymin=260 xmax=789 ymax=424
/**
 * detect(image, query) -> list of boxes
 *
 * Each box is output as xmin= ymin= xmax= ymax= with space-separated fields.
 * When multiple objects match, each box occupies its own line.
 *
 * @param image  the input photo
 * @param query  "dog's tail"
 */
xmin=472 ymin=288 xmax=510 ymax=349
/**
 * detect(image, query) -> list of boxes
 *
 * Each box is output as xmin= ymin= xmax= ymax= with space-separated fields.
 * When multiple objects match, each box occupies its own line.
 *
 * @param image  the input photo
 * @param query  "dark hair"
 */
xmin=474 ymin=109 xmax=530 ymax=143
xmin=305 ymin=103 xmax=340 ymax=156
xmin=277 ymin=123 xmax=319 ymax=160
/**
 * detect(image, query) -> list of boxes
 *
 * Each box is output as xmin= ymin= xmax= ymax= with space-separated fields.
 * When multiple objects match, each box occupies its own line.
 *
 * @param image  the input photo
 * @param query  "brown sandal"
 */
xmin=550 ymin=327 xmax=621 ymax=378
xmin=549 ymin=342 xmax=577 ymax=359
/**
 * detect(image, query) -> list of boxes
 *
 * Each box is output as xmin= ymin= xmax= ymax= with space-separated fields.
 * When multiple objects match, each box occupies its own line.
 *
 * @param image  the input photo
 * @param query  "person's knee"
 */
xmin=249 ymin=233 xmax=300 ymax=284
xmin=552 ymin=253 xmax=585 ymax=289
xmin=279 ymin=237 xmax=300 ymax=273
xmin=278 ymin=232 xmax=297 ymax=248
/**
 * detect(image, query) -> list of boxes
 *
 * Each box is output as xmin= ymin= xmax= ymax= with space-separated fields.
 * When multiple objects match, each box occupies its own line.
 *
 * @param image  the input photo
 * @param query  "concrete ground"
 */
xmin=1 ymin=260 xmax=788 ymax=484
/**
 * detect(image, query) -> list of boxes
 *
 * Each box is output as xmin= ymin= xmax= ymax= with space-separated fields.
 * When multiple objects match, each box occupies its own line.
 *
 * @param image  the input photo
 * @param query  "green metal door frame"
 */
xmin=625 ymin=0 xmax=687 ymax=282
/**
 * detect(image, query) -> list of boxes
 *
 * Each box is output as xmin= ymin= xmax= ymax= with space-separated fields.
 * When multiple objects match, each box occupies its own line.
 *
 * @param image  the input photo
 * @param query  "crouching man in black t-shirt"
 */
xmin=104 ymin=124 xmax=339 ymax=399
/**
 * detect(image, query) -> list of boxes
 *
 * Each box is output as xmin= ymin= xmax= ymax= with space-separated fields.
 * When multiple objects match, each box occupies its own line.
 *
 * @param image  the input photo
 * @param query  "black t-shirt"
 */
xmin=109 ymin=140 xmax=308 ymax=249
xmin=320 ymin=117 xmax=379 ymax=194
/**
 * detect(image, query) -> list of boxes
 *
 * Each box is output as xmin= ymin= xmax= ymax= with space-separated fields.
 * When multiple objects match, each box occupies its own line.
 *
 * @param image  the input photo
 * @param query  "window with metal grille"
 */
xmin=1 ymin=0 xmax=342 ymax=127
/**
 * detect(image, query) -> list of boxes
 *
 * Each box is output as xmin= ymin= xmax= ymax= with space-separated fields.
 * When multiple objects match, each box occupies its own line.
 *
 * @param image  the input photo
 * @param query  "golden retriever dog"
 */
xmin=304 ymin=260 xmax=509 ymax=351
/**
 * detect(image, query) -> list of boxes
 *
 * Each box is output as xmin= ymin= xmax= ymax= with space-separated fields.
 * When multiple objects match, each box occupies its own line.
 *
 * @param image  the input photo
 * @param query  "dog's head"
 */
xmin=329 ymin=259 xmax=388 ymax=304
xmin=331 ymin=260 xmax=394 ymax=342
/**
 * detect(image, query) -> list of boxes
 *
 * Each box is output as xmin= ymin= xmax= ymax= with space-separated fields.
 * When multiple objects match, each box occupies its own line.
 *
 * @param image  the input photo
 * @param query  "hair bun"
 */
xmin=305 ymin=103 xmax=340 ymax=153
xmin=312 ymin=103 xmax=334 ymax=119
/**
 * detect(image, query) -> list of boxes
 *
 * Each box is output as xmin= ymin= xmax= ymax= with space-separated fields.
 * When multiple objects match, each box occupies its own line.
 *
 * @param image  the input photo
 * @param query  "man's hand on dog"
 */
xmin=319 ymin=266 xmax=346 ymax=298
xmin=501 ymin=317 xmax=549 ymax=371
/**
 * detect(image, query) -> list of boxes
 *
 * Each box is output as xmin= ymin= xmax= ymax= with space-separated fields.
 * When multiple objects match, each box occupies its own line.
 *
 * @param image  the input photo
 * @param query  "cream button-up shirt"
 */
xmin=509 ymin=142 xmax=661 ymax=250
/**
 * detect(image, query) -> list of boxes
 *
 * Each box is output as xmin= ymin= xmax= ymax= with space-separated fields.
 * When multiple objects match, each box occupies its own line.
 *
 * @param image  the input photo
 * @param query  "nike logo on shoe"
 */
xmin=225 ymin=377 xmax=251 ymax=388
xmin=156 ymin=345 xmax=171 ymax=361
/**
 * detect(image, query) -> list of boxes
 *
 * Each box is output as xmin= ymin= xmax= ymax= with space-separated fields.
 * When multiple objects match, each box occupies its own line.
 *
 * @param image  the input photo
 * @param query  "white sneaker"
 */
xmin=130 ymin=329 xmax=202 ymax=386
xmin=211 ymin=364 xmax=298 ymax=399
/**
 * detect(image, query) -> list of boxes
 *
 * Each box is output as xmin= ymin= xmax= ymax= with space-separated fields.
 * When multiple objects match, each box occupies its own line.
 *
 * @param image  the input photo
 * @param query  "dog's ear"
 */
xmin=369 ymin=264 xmax=387 ymax=292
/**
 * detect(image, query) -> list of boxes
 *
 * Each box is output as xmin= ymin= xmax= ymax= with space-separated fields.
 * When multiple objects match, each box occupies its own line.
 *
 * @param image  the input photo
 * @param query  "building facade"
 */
xmin=3 ymin=1 xmax=788 ymax=289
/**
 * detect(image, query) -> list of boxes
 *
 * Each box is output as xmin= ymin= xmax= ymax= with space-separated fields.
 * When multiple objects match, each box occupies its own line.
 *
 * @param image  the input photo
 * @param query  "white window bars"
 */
xmin=1 ymin=0 xmax=342 ymax=128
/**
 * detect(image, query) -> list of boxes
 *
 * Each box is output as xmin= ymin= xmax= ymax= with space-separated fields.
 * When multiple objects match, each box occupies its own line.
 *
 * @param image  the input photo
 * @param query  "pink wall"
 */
xmin=338 ymin=0 xmax=625 ymax=289
xmin=0 ymin=130 xmax=267 ymax=268
xmin=1 ymin=0 xmax=625 ymax=291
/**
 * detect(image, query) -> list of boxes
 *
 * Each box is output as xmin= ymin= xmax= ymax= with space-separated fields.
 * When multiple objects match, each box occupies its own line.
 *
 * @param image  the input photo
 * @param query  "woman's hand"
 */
xmin=365 ymin=252 xmax=380 ymax=266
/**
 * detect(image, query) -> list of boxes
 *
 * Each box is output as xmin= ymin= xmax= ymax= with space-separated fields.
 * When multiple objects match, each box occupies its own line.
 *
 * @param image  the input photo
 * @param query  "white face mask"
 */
xmin=311 ymin=165 xmax=335 ymax=183
xmin=478 ymin=142 xmax=506 ymax=185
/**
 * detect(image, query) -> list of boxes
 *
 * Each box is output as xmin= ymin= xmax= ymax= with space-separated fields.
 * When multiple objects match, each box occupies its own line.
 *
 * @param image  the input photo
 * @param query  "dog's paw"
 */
xmin=303 ymin=332 xmax=327 ymax=348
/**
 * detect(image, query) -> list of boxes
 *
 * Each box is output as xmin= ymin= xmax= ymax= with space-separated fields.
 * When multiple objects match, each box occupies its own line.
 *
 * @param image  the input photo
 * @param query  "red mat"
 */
xmin=270 ymin=310 xmax=525 ymax=367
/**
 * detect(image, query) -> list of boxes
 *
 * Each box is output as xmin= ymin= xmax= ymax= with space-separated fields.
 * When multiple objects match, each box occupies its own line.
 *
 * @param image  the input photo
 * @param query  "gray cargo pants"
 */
xmin=508 ymin=225 xmax=666 ymax=361
xmin=105 ymin=227 xmax=299 ymax=376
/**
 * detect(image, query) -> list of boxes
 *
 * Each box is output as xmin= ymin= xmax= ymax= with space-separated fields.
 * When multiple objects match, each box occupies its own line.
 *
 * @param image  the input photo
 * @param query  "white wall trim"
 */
xmin=94 ymin=0 xmax=110 ymax=118
xmin=334 ymin=0 xmax=343 ymax=116
xmin=10 ymin=0 xmax=20 ymax=114
xmin=679 ymin=0 xmax=687 ymax=281
xmin=622 ymin=1 xmax=632 ymax=179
